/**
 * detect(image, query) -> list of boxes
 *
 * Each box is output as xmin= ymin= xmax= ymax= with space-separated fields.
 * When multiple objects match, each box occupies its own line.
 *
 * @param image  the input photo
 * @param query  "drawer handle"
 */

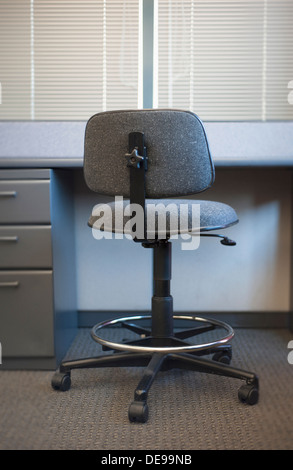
xmin=0 ymin=191 xmax=17 ymax=197
xmin=0 ymin=281 xmax=19 ymax=288
xmin=0 ymin=236 xmax=18 ymax=242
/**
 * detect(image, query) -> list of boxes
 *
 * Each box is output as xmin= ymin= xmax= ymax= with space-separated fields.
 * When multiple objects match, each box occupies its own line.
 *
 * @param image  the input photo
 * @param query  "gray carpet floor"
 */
xmin=0 ymin=328 xmax=293 ymax=450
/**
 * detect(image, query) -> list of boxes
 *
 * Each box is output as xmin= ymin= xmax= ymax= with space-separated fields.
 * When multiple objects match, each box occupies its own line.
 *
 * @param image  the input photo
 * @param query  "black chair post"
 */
xmin=151 ymin=240 xmax=173 ymax=338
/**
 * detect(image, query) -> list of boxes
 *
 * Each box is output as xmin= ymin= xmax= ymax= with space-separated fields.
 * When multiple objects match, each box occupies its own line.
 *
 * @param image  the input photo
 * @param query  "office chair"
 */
xmin=52 ymin=109 xmax=259 ymax=423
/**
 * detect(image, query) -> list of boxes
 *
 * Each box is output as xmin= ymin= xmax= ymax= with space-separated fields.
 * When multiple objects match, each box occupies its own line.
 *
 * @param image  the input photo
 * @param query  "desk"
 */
xmin=0 ymin=121 xmax=292 ymax=369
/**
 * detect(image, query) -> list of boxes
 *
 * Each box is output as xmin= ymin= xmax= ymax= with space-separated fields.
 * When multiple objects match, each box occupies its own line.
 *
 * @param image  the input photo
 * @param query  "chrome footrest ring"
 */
xmin=91 ymin=315 xmax=234 ymax=354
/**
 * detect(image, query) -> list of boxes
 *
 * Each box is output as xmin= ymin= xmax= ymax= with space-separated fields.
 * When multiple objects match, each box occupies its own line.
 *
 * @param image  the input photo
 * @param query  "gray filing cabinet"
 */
xmin=0 ymin=169 xmax=77 ymax=369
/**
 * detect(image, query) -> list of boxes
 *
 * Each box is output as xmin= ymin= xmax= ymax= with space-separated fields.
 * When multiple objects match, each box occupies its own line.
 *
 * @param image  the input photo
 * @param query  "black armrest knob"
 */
xmin=221 ymin=237 xmax=236 ymax=246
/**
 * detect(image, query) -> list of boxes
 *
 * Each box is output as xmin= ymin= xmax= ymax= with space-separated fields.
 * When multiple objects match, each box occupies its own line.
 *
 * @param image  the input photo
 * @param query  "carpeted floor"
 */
xmin=0 ymin=328 xmax=293 ymax=450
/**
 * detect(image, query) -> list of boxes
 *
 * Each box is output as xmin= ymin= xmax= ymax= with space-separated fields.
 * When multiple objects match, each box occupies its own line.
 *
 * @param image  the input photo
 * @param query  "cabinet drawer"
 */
xmin=0 ymin=226 xmax=52 ymax=268
xmin=0 ymin=180 xmax=50 ymax=223
xmin=0 ymin=271 xmax=54 ymax=357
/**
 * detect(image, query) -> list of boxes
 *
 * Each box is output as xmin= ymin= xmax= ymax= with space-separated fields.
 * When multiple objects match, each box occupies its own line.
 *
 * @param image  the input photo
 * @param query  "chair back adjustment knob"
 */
xmin=125 ymin=148 xmax=145 ymax=169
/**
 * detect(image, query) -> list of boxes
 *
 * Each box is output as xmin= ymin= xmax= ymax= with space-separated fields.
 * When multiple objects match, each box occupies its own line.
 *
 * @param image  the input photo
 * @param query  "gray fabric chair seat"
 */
xmin=88 ymin=198 xmax=238 ymax=238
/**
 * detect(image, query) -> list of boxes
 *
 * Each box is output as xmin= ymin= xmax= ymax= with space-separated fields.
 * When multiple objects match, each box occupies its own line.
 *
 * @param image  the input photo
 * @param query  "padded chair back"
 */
xmin=84 ymin=109 xmax=214 ymax=198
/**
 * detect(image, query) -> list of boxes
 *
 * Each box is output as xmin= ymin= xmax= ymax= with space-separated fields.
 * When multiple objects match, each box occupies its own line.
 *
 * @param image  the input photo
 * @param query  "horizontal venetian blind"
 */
xmin=0 ymin=0 xmax=142 ymax=120
xmin=33 ymin=0 xmax=104 ymax=120
xmin=0 ymin=0 xmax=31 ymax=119
xmin=154 ymin=0 xmax=293 ymax=121
xmin=266 ymin=0 xmax=293 ymax=119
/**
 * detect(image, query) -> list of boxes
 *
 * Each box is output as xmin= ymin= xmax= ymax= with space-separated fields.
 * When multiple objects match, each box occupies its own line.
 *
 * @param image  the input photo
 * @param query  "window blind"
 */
xmin=0 ymin=0 xmax=31 ymax=119
xmin=0 ymin=0 xmax=142 ymax=120
xmin=0 ymin=0 xmax=292 ymax=121
xmin=154 ymin=0 xmax=293 ymax=121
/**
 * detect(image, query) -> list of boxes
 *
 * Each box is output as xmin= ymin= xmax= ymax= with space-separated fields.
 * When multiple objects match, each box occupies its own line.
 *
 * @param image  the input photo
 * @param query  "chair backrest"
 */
xmin=84 ymin=109 xmax=214 ymax=198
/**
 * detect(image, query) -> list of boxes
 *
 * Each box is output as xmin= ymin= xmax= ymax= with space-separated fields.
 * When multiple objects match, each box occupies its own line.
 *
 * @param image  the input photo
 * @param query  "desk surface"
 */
xmin=0 ymin=120 xmax=293 ymax=168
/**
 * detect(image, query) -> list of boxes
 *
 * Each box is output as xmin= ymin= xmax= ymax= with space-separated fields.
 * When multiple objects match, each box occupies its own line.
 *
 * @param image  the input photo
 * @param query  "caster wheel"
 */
xmin=212 ymin=351 xmax=232 ymax=364
xmin=51 ymin=372 xmax=71 ymax=391
xmin=238 ymin=384 xmax=259 ymax=405
xmin=128 ymin=401 xmax=149 ymax=423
